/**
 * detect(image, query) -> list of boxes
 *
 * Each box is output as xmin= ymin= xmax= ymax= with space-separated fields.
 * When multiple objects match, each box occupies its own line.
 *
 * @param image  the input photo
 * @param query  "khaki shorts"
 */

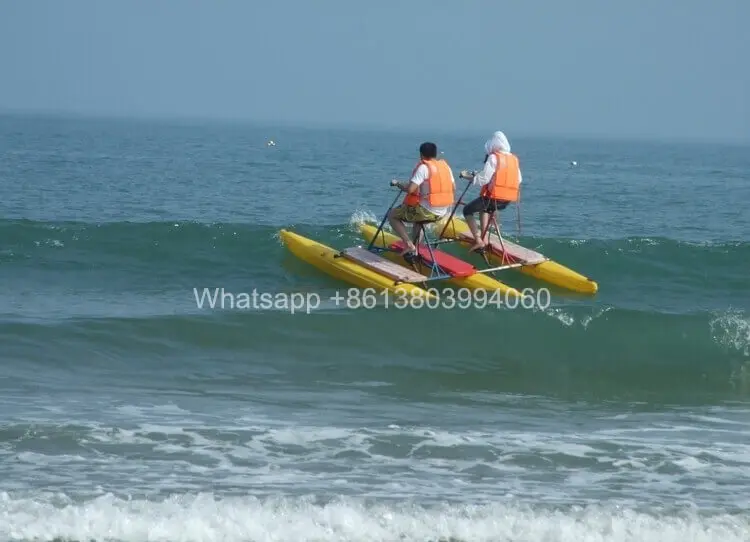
xmin=391 ymin=204 xmax=439 ymax=223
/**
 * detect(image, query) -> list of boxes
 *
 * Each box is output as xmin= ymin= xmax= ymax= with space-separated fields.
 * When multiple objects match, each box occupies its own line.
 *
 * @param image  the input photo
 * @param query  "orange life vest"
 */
xmin=480 ymin=151 xmax=520 ymax=202
xmin=404 ymin=158 xmax=454 ymax=207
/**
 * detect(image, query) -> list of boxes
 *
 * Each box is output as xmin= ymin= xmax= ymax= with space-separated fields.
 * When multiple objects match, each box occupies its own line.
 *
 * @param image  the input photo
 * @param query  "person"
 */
xmin=459 ymin=131 xmax=522 ymax=252
xmin=388 ymin=142 xmax=456 ymax=260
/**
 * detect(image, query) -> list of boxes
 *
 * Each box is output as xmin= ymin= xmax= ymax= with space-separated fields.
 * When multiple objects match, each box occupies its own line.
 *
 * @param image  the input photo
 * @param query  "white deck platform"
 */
xmin=340 ymin=247 xmax=429 ymax=283
xmin=457 ymin=231 xmax=547 ymax=265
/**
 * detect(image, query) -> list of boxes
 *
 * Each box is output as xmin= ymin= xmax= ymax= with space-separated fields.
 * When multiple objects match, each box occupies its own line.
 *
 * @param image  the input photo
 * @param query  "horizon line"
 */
xmin=1 ymin=106 xmax=747 ymax=148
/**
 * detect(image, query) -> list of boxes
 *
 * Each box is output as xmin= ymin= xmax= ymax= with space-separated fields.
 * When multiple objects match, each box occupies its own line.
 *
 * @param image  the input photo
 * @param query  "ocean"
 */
xmin=1 ymin=112 xmax=749 ymax=541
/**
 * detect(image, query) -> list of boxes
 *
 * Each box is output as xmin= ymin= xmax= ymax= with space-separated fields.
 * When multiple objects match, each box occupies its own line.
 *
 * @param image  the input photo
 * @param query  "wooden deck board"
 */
xmin=340 ymin=247 xmax=429 ymax=282
xmin=457 ymin=232 xmax=547 ymax=265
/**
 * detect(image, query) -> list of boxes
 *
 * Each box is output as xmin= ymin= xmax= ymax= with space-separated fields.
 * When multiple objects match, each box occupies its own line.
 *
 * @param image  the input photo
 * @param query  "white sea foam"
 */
xmin=0 ymin=492 xmax=747 ymax=542
xmin=710 ymin=309 xmax=750 ymax=357
xmin=33 ymin=238 xmax=65 ymax=248
xmin=348 ymin=208 xmax=379 ymax=228
xmin=3 ymin=400 xmax=750 ymax=511
xmin=544 ymin=306 xmax=576 ymax=326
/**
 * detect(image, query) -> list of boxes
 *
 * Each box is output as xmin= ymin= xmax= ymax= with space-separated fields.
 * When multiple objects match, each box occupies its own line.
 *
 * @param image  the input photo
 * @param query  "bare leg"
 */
xmin=466 ymin=214 xmax=486 ymax=251
xmin=463 ymin=198 xmax=487 ymax=251
xmin=465 ymin=214 xmax=479 ymax=240
xmin=388 ymin=211 xmax=416 ymax=253
xmin=479 ymin=212 xmax=491 ymax=245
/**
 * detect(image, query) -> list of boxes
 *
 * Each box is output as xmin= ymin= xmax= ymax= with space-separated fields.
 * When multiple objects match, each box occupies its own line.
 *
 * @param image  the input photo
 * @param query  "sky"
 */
xmin=1 ymin=0 xmax=748 ymax=143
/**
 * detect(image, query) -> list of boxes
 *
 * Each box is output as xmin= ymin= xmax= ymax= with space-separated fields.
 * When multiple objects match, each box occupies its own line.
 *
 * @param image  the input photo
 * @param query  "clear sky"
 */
xmin=1 ymin=0 xmax=748 ymax=143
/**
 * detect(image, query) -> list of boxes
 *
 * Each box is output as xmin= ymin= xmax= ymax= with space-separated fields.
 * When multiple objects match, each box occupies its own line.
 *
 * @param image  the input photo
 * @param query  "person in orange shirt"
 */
xmin=459 ymin=131 xmax=522 ymax=252
xmin=389 ymin=142 xmax=456 ymax=260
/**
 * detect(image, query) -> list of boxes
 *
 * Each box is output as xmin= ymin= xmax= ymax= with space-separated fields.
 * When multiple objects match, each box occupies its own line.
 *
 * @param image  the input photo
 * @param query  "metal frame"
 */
xmin=368 ymin=220 xmax=454 ymax=284
xmin=363 ymin=182 xmax=527 ymax=285
xmin=408 ymin=221 xmax=454 ymax=282
xmin=428 ymin=210 xmax=525 ymax=276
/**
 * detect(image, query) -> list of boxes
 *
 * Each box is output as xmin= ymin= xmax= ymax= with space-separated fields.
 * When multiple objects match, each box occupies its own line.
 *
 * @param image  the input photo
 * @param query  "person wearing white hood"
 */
xmin=458 ymin=131 xmax=522 ymax=252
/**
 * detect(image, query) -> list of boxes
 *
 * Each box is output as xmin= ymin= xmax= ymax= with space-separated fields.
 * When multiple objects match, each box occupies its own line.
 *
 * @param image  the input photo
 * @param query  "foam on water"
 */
xmin=348 ymin=208 xmax=379 ymax=229
xmin=1 ymin=492 xmax=747 ymax=542
xmin=2 ymin=401 xmax=750 ymax=511
xmin=711 ymin=309 xmax=750 ymax=357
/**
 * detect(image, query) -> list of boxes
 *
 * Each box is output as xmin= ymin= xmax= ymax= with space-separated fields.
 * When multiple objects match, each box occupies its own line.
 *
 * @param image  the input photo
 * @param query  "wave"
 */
xmin=2 ymin=217 xmax=748 ymax=401
xmin=3 ymin=305 xmax=749 ymax=402
xmin=0 ymin=492 xmax=747 ymax=542
xmin=2 ymin=218 xmax=748 ymax=289
xmin=2 ymin=217 xmax=747 ymax=249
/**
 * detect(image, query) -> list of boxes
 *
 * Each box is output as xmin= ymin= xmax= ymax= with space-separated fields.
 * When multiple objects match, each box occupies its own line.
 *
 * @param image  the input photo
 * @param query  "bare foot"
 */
xmin=400 ymin=243 xmax=416 ymax=255
xmin=469 ymin=240 xmax=486 ymax=252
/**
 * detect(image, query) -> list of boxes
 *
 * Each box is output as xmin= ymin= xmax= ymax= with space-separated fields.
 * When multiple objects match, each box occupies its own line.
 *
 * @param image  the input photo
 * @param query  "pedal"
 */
xmin=403 ymin=252 xmax=422 ymax=265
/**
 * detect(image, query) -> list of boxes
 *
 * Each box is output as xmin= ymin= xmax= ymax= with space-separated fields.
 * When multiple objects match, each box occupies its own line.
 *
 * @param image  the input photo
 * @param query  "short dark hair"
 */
xmin=419 ymin=142 xmax=437 ymax=159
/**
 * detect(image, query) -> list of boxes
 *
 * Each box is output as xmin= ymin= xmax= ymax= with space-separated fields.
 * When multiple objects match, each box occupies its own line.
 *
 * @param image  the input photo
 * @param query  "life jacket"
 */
xmin=404 ymin=158 xmax=454 ymax=207
xmin=480 ymin=151 xmax=520 ymax=202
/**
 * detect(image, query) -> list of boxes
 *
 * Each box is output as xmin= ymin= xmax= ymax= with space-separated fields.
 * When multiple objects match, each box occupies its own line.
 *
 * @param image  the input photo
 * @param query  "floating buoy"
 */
xmin=267 ymin=139 xmax=276 ymax=147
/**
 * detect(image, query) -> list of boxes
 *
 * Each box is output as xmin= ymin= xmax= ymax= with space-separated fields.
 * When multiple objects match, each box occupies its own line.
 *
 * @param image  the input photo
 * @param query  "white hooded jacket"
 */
xmin=471 ymin=131 xmax=522 ymax=189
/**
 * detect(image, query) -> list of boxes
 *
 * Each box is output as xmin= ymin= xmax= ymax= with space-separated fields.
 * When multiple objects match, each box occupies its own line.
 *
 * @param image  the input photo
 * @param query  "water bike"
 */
xmin=279 ymin=178 xmax=597 ymax=299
